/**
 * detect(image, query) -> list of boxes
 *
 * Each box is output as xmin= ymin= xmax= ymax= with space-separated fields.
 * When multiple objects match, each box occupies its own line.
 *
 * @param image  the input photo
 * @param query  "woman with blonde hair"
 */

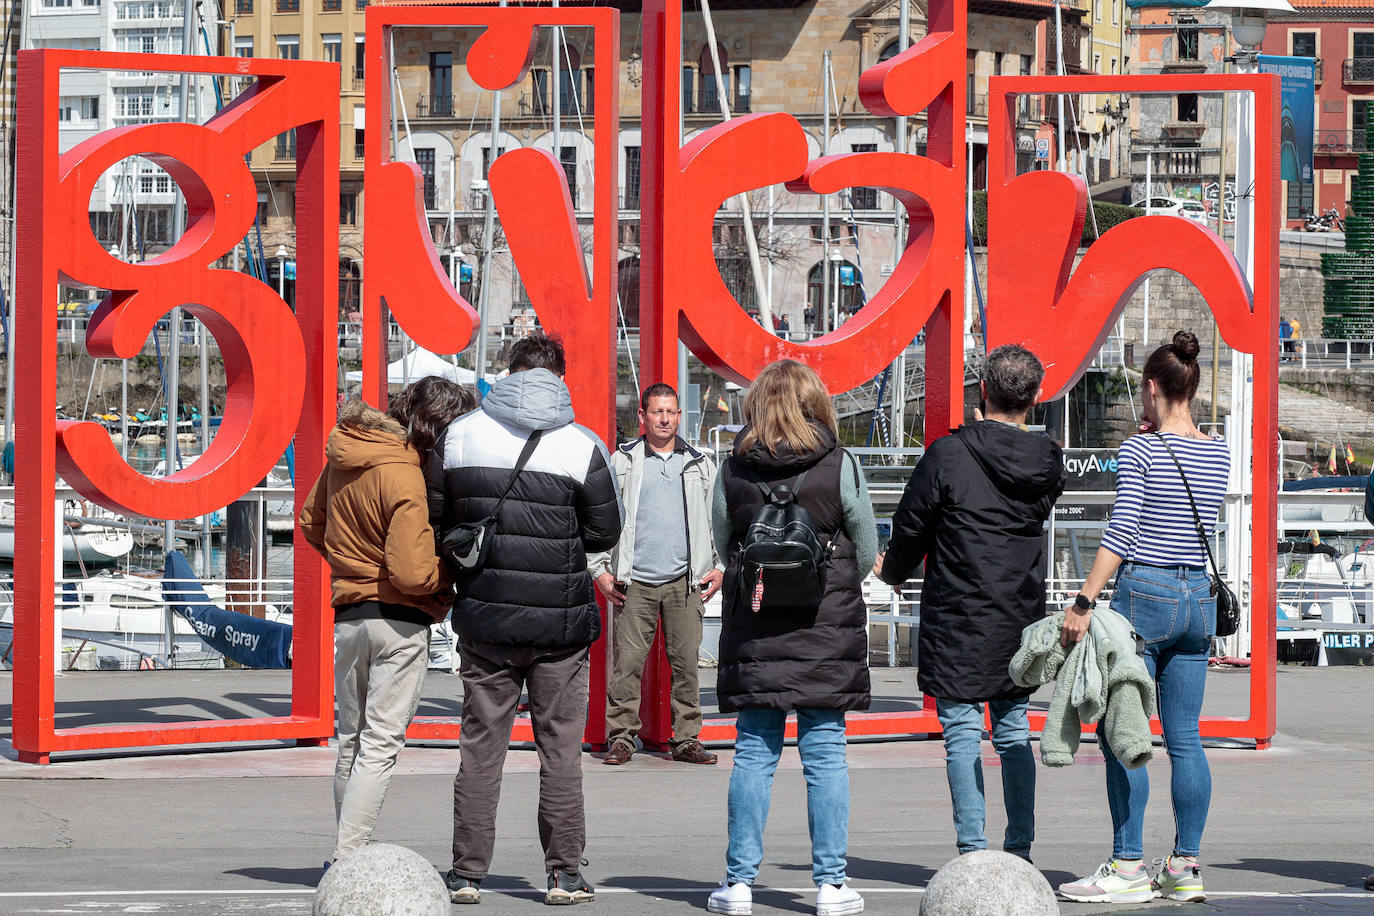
xmin=706 ymin=359 xmax=875 ymax=916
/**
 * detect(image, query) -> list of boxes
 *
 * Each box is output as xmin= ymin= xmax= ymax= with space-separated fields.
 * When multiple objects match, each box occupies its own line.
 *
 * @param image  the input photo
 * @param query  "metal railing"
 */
xmin=1130 ymin=146 xmax=1221 ymax=179
xmin=274 ymin=0 xmax=298 ymax=11
xmin=415 ymin=93 xmax=454 ymax=118
xmin=322 ymin=0 xmax=340 ymax=9
xmin=967 ymin=94 xmax=987 ymax=117
xmin=1288 ymin=337 xmax=1374 ymax=368
xmin=1344 ymin=58 xmax=1374 ymax=83
xmin=1315 ymin=129 xmax=1366 ymax=153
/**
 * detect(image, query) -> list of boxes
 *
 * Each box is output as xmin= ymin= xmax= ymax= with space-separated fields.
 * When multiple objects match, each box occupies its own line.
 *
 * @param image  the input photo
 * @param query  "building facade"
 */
xmin=1263 ymin=0 xmax=1374 ymax=226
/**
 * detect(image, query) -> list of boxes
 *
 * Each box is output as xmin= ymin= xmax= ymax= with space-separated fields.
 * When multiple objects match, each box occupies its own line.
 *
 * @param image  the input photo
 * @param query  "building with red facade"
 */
xmin=1264 ymin=0 xmax=1374 ymax=226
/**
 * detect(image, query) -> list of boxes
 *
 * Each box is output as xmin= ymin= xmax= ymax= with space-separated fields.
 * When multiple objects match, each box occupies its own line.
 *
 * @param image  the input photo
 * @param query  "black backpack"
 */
xmin=737 ymin=468 xmax=832 ymax=613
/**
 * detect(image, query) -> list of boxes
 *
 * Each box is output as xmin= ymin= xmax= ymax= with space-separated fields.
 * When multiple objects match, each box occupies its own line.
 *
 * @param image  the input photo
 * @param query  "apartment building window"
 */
xmin=1356 ymin=33 xmax=1374 ymax=58
xmin=682 ymin=66 xmax=695 ymax=113
xmin=276 ymin=0 xmax=299 ymax=12
xmin=1354 ymin=99 xmax=1372 ymax=144
xmin=116 ymin=1 xmax=180 ymax=17
xmin=1111 ymin=0 xmax=1118 ymax=24
xmin=624 ymin=145 xmax=641 ymax=209
xmin=234 ymin=36 xmax=253 ymax=57
xmin=430 ymin=52 xmax=453 ymax=116
xmin=354 ymin=128 xmax=365 ymax=160
xmin=356 ymin=0 xmax=367 ymax=8
xmin=415 ymin=148 xmax=436 ymax=209
xmin=994 ymin=51 xmax=1005 ymax=76
xmin=1177 ymin=18 xmax=1199 ymax=61
xmin=733 ymin=65 xmax=751 ymax=112
xmin=1286 ymin=181 xmax=1314 ymax=219
xmin=850 ymin=143 xmax=879 ymax=209
xmin=323 ymin=34 xmax=342 ymax=63
xmin=117 ymin=29 xmax=180 ymax=53
xmin=235 ymin=0 xmax=252 ymax=13
xmin=699 ymin=43 xmax=729 ymax=112
xmin=559 ymin=146 xmax=577 ymax=205
xmin=354 ymin=36 xmax=365 ymax=84
xmin=323 ymin=0 xmax=341 ymax=9
xmin=1178 ymin=92 xmax=1198 ymax=122
xmin=60 ymin=96 xmax=100 ymax=122
xmin=1094 ymin=0 xmax=1102 ymax=22
xmin=480 ymin=146 xmax=507 ymax=179
xmin=276 ymin=129 xmax=297 ymax=159
xmin=277 ymin=35 xmax=300 ymax=60
xmin=1292 ymin=31 xmax=1317 ymax=57
xmin=341 ymin=191 xmax=358 ymax=225
xmin=585 ymin=68 xmax=595 ymax=113
xmin=561 ymin=49 xmax=584 ymax=114
xmin=880 ymin=40 xmax=901 ymax=63
xmin=113 ymin=87 xmax=169 ymax=122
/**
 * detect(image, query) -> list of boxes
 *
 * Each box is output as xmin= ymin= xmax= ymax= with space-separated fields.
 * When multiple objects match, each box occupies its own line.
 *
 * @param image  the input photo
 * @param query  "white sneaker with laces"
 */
xmin=1058 ymin=860 xmax=1153 ymax=903
xmin=815 ymin=882 xmax=864 ymax=916
xmin=706 ymin=880 xmax=752 ymax=915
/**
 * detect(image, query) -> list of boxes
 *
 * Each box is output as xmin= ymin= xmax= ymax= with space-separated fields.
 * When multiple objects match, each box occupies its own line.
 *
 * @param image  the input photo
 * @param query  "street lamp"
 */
xmin=275 ymin=244 xmax=288 ymax=299
xmin=1205 ymin=0 xmax=1295 ymax=65
xmin=829 ymin=248 xmax=844 ymax=329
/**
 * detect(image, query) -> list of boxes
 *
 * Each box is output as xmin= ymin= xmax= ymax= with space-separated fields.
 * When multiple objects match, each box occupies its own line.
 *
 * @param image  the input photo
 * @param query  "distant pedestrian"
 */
xmin=592 ymin=382 xmax=722 ymax=767
xmin=777 ymin=314 xmax=791 ymax=340
xmin=1059 ymin=331 xmax=1229 ymax=905
xmin=1279 ymin=315 xmax=1293 ymax=359
xmin=804 ymin=306 xmax=816 ymax=335
xmin=875 ymin=344 xmax=1065 ymax=863
xmin=706 ymin=359 xmax=875 ymax=916
xmin=299 ymin=377 xmax=477 ymax=875
xmin=429 ymin=333 xmax=622 ymax=906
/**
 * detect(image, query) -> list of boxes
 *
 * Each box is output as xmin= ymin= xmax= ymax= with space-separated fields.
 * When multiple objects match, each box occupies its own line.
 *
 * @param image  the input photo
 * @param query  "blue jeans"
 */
xmin=726 ymin=707 xmax=849 ymax=886
xmin=1101 ymin=562 xmax=1214 ymax=859
xmin=935 ymin=698 xmax=1036 ymax=856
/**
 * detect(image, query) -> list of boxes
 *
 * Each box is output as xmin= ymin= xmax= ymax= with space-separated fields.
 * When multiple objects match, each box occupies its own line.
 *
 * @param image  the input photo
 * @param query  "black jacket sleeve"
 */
xmin=881 ymin=443 xmax=943 ymax=585
xmin=424 ymin=433 xmax=447 ymax=534
xmin=576 ymin=438 xmax=624 ymax=553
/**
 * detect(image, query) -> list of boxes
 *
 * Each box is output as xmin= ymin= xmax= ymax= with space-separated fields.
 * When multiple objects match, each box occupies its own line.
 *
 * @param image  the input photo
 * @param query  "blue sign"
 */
xmin=283 ymin=259 xmax=297 ymax=281
xmin=1258 ymin=54 xmax=1316 ymax=183
xmin=162 ymin=551 xmax=292 ymax=669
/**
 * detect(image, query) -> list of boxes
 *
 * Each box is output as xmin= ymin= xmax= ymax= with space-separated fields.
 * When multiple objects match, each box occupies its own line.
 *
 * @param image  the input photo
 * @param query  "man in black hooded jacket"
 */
xmin=876 ymin=344 xmax=1065 ymax=861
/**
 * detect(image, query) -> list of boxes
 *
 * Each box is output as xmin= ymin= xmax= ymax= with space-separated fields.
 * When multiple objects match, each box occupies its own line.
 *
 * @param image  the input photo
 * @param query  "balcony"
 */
xmin=1343 ymin=57 xmax=1374 ymax=84
xmin=415 ymin=93 xmax=455 ymax=118
xmin=1315 ymin=129 xmax=1367 ymax=154
xmin=1130 ymin=145 xmax=1221 ymax=180
xmin=275 ymin=0 xmax=298 ymax=11
xmin=322 ymin=0 xmax=340 ymax=9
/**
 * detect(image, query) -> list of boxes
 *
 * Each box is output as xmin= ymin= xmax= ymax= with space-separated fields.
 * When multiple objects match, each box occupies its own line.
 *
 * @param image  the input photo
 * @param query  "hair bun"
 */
xmin=1170 ymin=330 xmax=1200 ymax=362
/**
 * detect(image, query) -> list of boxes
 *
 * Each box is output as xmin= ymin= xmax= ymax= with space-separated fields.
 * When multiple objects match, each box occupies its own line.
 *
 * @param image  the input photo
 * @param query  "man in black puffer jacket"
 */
xmin=877 ymin=343 xmax=1064 ymax=863
xmin=428 ymin=334 xmax=621 ymax=906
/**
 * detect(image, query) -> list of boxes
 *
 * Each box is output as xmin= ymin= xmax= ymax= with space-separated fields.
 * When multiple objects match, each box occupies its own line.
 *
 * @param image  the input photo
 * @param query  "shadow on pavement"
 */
xmin=1211 ymin=857 xmax=1371 ymax=888
xmin=224 ymin=866 xmax=321 ymax=887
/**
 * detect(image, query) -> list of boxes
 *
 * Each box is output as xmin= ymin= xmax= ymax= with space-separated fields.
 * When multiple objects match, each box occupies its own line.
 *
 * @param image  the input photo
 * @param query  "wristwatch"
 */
xmin=1073 ymin=593 xmax=1096 ymax=611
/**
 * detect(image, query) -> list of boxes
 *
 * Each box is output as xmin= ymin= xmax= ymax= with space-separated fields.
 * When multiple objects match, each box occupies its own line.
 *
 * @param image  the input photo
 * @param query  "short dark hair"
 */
xmin=982 ymin=344 xmax=1044 ymax=413
xmin=508 ymin=333 xmax=566 ymax=376
xmin=640 ymin=382 xmax=678 ymax=412
xmin=387 ymin=376 xmax=479 ymax=463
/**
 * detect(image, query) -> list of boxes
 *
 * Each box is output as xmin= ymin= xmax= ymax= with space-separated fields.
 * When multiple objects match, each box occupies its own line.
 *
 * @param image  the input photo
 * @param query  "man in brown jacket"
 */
xmin=299 ymin=398 xmax=455 ymax=869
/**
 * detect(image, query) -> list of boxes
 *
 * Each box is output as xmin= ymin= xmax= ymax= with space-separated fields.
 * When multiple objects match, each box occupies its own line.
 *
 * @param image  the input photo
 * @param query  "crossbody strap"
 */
xmin=490 ymin=429 xmax=543 ymax=519
xmin=1151 ymin=432 xmax=1222 ymax=579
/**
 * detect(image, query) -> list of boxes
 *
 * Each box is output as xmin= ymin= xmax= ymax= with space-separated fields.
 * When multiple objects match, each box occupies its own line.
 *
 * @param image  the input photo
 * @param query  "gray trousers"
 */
xmin=604 ymin=576 xmax=704 ymax=749
xmin=451 ymin=641 xmax=590 ymax=879
xmin=332 ymin=617 xmax=430 ymax=861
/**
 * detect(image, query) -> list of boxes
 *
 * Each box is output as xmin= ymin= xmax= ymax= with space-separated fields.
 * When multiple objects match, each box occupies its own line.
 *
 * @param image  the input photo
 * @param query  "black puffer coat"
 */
xmin=880 ymin=421 xmax=1065 ymax=702
xmin=715 ymin=428 xmax=871 ymax=713
xmin=427 ymin=369 xmax=622 ymax=649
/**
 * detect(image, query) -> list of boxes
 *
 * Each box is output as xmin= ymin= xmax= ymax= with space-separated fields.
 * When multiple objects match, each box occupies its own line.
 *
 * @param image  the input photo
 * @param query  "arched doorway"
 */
xmin=806 ymin=258 xmax=864 ymax=329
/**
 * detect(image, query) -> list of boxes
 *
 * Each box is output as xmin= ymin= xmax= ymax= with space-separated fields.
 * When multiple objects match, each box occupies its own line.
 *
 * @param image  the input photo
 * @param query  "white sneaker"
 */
xmin=1058 ymin=860 xmax=1153 ymax=903
xmin=816 ymin=882 xmax=864 ymax=916
xmin=706 ymin=880 xmax=752 ymax=915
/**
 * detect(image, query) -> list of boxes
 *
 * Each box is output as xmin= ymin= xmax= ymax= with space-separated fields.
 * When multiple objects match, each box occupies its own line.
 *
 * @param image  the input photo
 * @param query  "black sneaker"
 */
xmin=545 ymin=869 xmax=595 ymax=905
xmin=446 ymin=870 xmax=482 ymax=905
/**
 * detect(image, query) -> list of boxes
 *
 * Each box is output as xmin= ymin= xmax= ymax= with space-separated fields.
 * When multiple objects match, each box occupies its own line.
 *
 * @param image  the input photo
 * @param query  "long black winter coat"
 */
xmin=428 ymin=369 xmax=622 ymax=649
xmin=880 ymin=421 xmax=1065 ymax=702
xmin=716 ymin=428 xmax=871 ymax=713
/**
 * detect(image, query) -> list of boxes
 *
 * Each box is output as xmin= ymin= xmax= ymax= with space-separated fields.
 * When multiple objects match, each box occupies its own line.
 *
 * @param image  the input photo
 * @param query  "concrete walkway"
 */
xmin=1 ymin=666 xmax=1372 ymax=914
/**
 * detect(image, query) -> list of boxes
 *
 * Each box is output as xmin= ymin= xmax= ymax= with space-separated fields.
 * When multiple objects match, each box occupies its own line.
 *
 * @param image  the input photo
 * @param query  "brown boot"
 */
xmin=671 ymin=740 xmax=718 ymax=765
xmin=602 ymin=741 xmax=634 ymax=765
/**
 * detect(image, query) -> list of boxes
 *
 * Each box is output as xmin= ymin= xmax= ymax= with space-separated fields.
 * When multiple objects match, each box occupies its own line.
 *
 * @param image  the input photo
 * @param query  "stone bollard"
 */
xmin=919 ymin=850 xmax=1058 ymax=916
xmin=314 ymin=843 xmax=448 ymax=916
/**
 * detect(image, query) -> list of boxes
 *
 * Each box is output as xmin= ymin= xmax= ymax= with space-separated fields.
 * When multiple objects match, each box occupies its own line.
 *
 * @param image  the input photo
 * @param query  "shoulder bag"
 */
xmin=440 ymin=429 xmax=542 ymax=574
xmin=1152 ymin=432 xmax=1239 ymax=638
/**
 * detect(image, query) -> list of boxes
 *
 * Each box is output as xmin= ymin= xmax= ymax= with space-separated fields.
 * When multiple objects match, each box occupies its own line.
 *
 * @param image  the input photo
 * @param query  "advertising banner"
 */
xmin=1258 ymin=54 xmax=1316 ymax=183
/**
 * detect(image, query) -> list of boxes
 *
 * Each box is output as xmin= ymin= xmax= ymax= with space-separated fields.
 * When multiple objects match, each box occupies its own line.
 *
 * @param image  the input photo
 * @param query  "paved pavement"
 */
xmin=1 ymin=665 xmax=1372 ymax=914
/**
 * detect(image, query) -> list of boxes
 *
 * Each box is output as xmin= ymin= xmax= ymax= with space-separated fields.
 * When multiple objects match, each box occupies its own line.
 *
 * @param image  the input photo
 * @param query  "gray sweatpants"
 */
xmin=451 ymin=641 xmax=590 ymax=879
xmin=332 ymin=616 xmax=430 ymax=862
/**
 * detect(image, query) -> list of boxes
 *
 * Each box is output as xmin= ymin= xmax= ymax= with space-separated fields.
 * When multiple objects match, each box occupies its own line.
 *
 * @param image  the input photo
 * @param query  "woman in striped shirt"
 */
xmin=1058 ymin=331 xmax=1230 ymax=906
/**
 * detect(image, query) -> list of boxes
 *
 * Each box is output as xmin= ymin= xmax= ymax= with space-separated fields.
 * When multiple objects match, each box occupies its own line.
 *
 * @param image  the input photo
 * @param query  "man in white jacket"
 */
xmin=589 ymin=383 xmax=723 ymax=766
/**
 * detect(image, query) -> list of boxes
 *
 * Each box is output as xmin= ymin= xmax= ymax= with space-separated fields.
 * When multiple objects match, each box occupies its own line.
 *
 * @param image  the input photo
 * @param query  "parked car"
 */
xmin=1179 ymin=199 xmax=1210 ymax=225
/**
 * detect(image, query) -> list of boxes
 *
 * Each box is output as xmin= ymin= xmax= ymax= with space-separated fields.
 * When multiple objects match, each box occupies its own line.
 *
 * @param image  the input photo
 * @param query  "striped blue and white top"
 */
xmin=1100 ymin=432 xmax=1230 ymax=568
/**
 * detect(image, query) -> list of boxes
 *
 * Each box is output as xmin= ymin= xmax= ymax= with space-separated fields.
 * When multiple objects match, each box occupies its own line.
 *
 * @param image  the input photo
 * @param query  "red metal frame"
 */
xmin=13 ymin=51 xmax=338 ymax=763
xmin=360 ymin=6 xmax=620 ymax=746
xmin=986 ymin=73 xmax=1280 ymax=748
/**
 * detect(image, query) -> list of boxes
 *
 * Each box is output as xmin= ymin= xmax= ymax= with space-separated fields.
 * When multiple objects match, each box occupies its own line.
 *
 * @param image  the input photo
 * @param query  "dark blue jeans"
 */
xmin=1100 ymin=562 xmax=1215 ymax=859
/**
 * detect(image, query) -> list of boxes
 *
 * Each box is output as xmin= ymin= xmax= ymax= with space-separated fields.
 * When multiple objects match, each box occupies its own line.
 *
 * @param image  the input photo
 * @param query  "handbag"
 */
xmin=1153 ymin=433 xmax=1240 ymax=638
xmin=440 ymin=430 xmax=542 ymax=573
